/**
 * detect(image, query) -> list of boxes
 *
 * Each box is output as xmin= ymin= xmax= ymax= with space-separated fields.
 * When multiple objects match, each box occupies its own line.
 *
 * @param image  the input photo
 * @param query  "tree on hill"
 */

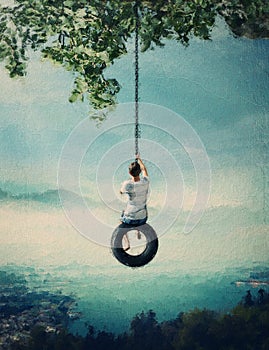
xmin=0 ymin=0 xmax=268 ymax=120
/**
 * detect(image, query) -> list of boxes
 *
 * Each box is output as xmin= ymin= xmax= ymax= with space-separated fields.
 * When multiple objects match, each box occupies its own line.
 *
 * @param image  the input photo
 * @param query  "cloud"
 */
xmin=0 ymin=201 xmax=268 ymax=274
xmin=0 ymin=187 xmax=101 ymax=209
xmin=0 ymin=202 xmax=110 ymax=267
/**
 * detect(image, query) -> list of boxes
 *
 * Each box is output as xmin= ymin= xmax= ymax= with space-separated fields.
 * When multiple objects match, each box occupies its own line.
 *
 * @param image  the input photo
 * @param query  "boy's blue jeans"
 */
xmin=120 ymin=211 xmax=147 ymax=226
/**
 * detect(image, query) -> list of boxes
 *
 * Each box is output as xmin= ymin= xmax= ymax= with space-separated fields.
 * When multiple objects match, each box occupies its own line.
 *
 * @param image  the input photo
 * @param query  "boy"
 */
xmin=120 ymin=155 xmax=149 ymax=226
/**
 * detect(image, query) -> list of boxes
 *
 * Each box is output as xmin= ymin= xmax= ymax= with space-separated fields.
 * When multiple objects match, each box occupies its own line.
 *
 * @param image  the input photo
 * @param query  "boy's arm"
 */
xmin=120 ymin=181 xmax=132 ymax=194
xmin=120 ymin=182 xmax=125 ymax=194
xmin=136 ymin=156 xmax=148 ymax=177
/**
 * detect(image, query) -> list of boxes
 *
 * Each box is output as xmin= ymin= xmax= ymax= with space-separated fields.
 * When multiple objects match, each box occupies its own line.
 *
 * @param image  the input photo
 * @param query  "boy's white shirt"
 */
xmin=120 ymin=176 xmax=149 ymax=220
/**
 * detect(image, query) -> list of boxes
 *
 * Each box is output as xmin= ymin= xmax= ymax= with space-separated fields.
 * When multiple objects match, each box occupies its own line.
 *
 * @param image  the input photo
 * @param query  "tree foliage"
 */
xmin=0 ymin=0 xmax=268 ymax=120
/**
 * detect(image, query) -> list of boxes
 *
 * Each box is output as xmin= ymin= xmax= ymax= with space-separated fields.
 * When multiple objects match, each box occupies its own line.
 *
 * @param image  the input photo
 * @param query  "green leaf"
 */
xmin=68 ymin=92 xmax=80 ymax=103
xmin=2 ymin=0 xmax=267 ymax=118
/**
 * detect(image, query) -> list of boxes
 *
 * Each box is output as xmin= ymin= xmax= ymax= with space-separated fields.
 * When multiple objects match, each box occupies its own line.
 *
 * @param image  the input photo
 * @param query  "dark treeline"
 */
xmin=9 ymin=288 xmax=269 ymax=350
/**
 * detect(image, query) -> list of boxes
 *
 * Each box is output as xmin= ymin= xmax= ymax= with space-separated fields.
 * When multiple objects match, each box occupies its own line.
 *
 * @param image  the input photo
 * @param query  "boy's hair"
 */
xmin=129 ymin=161 xmax=141 ymax=177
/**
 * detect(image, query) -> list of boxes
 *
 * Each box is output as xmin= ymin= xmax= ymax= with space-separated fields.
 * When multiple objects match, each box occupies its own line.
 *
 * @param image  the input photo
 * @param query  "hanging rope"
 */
xmin=134 ymin=1 xmax=140 ymax=156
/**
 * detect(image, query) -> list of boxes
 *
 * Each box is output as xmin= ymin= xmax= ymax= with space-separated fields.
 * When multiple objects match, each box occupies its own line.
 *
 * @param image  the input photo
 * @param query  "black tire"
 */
xmin=111 ymin=223 xmax=159 ymax=267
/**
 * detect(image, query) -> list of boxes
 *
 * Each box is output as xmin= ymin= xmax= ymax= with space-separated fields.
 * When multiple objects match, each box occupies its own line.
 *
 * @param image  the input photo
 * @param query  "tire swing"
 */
xmin=111 ymin=1 xmax=159 ymax=267
xmin=111 ymin=223 xmax=158 ymax=268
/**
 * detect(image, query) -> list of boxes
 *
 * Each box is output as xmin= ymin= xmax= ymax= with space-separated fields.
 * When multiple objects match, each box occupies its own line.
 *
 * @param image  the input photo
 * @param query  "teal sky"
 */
xmin=0 ymin=17 xmax=268 ymax=238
